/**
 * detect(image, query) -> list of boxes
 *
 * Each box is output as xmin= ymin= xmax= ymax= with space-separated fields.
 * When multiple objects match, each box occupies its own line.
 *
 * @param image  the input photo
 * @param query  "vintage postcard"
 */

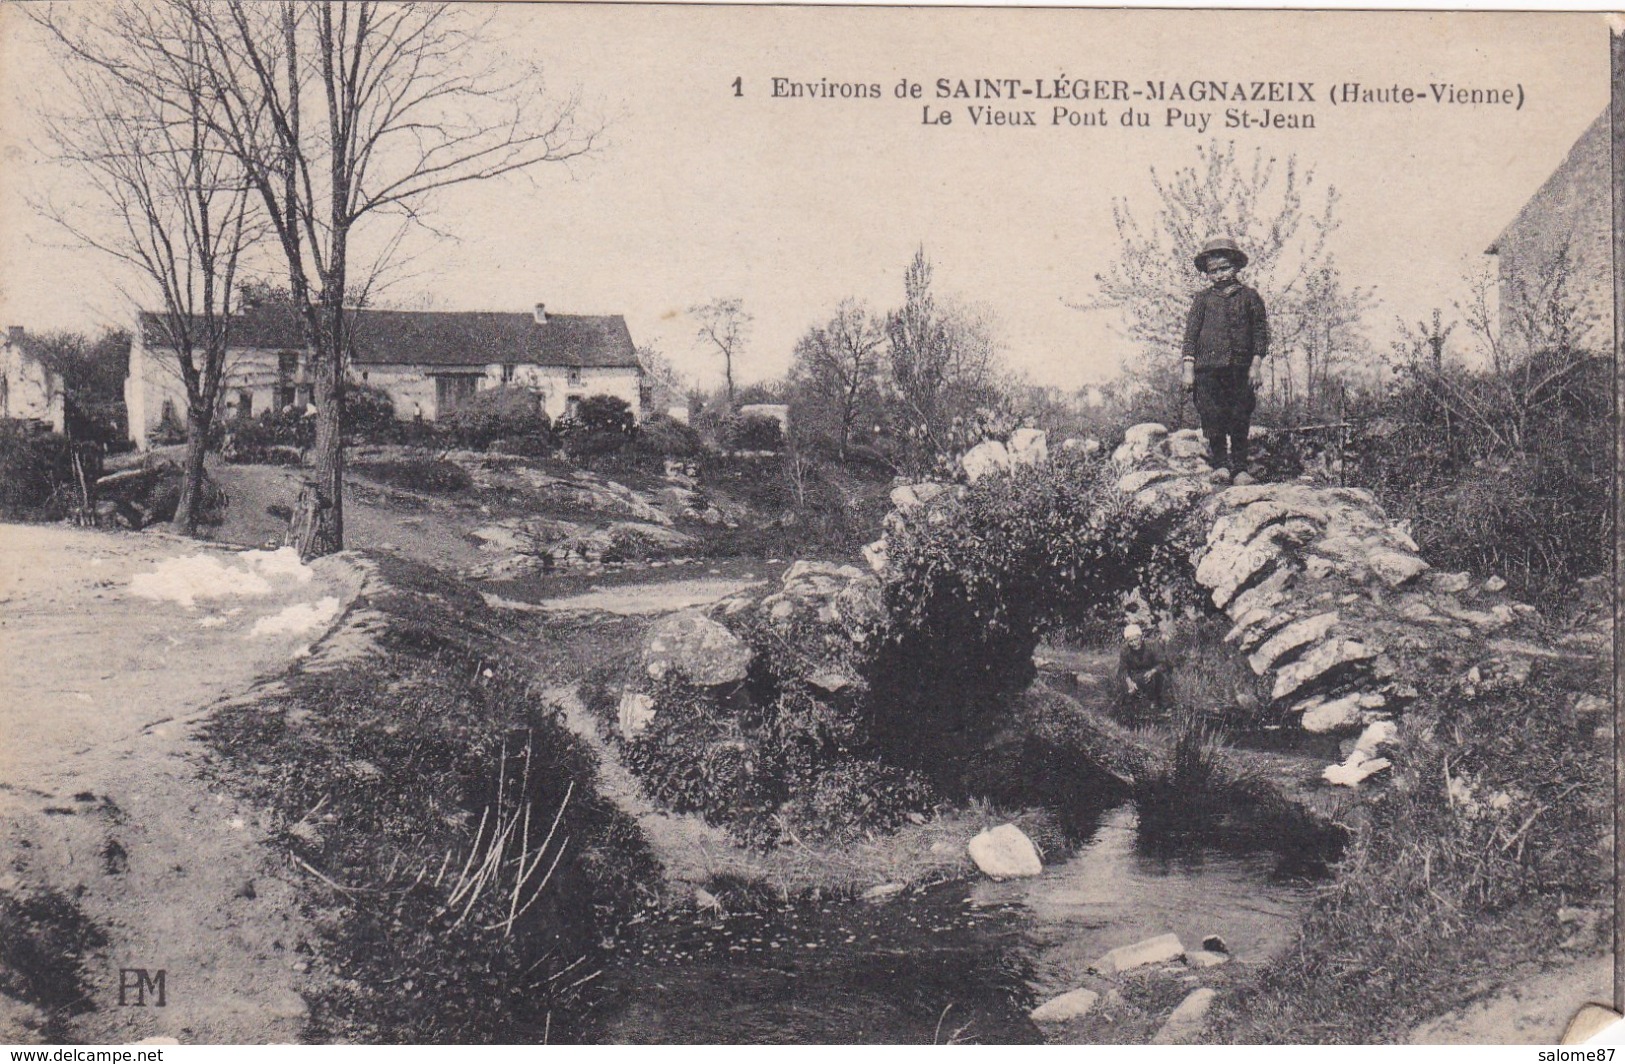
xmin=0 ymin=2 xmax=1616 ymax=1048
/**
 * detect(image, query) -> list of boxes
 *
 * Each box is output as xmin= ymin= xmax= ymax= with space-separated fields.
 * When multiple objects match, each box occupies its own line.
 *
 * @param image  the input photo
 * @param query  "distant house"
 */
xmin=1485 ymin=108 xmax=1611 ymax=353
xmin=127 ymin=303 xmax=643 ymax=449
xmin=1 ymin=326 xmax=66 ymax=433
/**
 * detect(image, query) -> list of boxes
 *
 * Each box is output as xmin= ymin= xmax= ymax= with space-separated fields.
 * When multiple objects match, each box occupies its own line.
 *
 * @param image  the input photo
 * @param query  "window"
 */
xmin=567 ymin=366 xmax=582 ymax=386
xmin=501 ymin=364 xmax=516 ymax=383
xmin=565 ymin=394 xmax=582 ymax=419
xmin=237 ymin=390 xmax=252 ymax=418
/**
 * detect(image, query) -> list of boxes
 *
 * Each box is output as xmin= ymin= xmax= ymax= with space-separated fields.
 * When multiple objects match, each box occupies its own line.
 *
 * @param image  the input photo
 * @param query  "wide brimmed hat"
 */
xmin=1195 ymin=238 xmax=1249 ymax=272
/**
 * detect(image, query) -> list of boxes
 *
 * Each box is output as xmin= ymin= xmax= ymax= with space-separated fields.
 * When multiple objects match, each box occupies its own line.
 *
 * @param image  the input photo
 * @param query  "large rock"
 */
xmin=1152 ymin=988 xmax=1217 ymax=1044
xmin=1248 ymin=611 xmax=1339 ymax=675
xmin=1030 ymin=988 xmax=1100 ymax=1024
xmin=618 ymin=690 xmax=656 ymax=737
xmin=961 ymin=440 xmax=1012 ymax=483
xmin=1090 ymin=932 xmax=1184 ymax=975
xmin=1271 ymin=639 xmax=1376 ymax=704
xmin=1167 ymin=428 xmax=1209 ymax=459
xmin=1112 ymin=422 xmax=1168 ymax=465
xmin=642 ymin=611 xmax=752 ymax=686
xmin=967 ymin=823 xmax=1043 ymax=879
xmin=1008 ymin=428 xmax=1048 ymax=466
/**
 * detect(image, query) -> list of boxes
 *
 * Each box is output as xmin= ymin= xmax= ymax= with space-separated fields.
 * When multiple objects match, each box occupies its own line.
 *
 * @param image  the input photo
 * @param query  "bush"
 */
xmin=350 ymin=457 xmax=472 ymax=495
xmin=1210 ymin=667 xmax=1609 ymax=1042
xmin=1345 ymin=353 xmax=1610 ymax=610
xmin=620 ymin=676 xmax=932 ymax=849
xmin=573 ymin=394 xmax=636 ymax=436
xmin=871 ymin=449 xmax=1210 ymax=782
xmin=442 ymin=386 xmax=552 ymax=451
xmin=723 ymin=413 xmax=784 ymax=452
xmin=346 ymin=384 xmax=399 ymax=444
xmin=221 ymin=408 xmax=315 ymax=463
xmin=0 ymin=429 xmax=100 ymax=519
xmin=632 ymin=415 xmax=704 ymax=458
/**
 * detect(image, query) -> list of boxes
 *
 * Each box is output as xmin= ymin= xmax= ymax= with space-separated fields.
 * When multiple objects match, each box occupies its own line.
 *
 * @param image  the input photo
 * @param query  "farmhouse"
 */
xmin=127 ymin=303 xmax=643 ymax=449
xmin=1 ymin=326 xmax=66 ymax=433
xmin=1484 ymin=107 xmax=1610 ymax=353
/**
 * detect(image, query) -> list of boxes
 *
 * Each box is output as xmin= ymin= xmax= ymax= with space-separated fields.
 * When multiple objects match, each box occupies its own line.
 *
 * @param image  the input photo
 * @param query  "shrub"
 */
xmin=1210 ymin=667 xmax=1610 ymax=1042
xmin=632 ymin=415 xmax=703 ymax=458
xmin=573 ymin=394 xmax=636 ymax=437
xmin=871 ymin=449 xmax=1210 ymax=782
xmin=346 ymin=384 xmax=398 ymax=443
xmin=562 ymin=428 xmax=631 ymax=461
xmin=0 ymin=429 xmax=101 ymax=520
xmin=722 ymin=413 xmax=784 ymax=452
xmin=221 ymin=408 xmax=315 ymax=463
xmin=350 ymin=457 xmax=472 ymax=495
xmin=442 ymin=386 xmax=551 ymax=451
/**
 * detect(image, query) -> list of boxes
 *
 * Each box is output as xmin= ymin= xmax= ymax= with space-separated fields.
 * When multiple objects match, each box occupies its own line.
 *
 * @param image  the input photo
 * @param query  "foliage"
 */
xmin=883 ymin=248 xmax=1006 ymax=476
xmin=0 ymin=887 xmax=107 ymax=1032
xmin=345 ymin=384 xmax=399 ymax=444
xmin=351 ymin=457 xmax=472 ymax=495
xmin=788 ymin=299 xmax=887 ymax=460
xmin=1349 ymin=247 xmax=1610 ymax=608
xmin=200 ymin=556 xmax=656 ymax=1043
xmin=442 ymin=386 xmax=553 ymax=452
xmin=632 ymin=414 xmax=704 ymax=458
xmin=620 ymin=676 xmax=932 ymax=850
xmin=571 ymin=394 xmax=636 ymax=437
xmin=1210 ymin=668 xmax=1610 ymax=1043
xmin=0 ymin=430 xmax=101 ymax=520
xmin=872 ymin=450 xmax=1210 ymax=781
xmin=221 ymin=408 xmax=315 ymax=464
xmin=722 ymin=412 xmax=785 ymax=452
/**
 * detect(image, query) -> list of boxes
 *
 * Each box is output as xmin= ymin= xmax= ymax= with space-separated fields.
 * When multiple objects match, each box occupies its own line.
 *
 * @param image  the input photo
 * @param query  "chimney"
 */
xmin=533 ymin=303 xmax=548 ymax=325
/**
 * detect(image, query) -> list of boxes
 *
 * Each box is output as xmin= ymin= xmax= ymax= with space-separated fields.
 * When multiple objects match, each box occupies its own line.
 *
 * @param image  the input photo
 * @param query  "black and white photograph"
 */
xmin=0 ymin=2 xmax=1617 ymax=1047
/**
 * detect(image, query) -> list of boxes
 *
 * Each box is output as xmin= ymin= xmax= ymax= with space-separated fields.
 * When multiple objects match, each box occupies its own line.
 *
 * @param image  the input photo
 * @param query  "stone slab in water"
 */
xmin=1090 ymin=932 xmax=1185 ymax=975
xmin=1030 ymin=988 xmax=1100 ymax=1023
xmin=967 ymin=823 xmax=1043 ymax=879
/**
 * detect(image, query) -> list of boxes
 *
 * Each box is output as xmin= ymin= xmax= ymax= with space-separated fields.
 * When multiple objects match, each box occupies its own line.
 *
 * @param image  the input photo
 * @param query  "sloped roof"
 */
xmin=139 ymin=307 xmax=639 ymax=369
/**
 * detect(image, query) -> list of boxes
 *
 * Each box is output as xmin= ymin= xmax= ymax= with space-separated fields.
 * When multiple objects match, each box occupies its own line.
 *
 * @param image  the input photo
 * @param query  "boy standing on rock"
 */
xmin=1180 ymin=238 xmax=1269 ymax=478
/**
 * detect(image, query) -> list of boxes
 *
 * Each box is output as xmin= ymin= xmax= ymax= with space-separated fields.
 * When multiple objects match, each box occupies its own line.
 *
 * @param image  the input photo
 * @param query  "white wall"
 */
xmin=0 ymin=340 xmax=64 ymax=431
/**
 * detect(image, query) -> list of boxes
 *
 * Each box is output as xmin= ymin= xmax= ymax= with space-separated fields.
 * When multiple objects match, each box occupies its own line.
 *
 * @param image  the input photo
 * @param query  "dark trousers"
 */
xmin=1193 ymin=366 xmax=1256 ymax=471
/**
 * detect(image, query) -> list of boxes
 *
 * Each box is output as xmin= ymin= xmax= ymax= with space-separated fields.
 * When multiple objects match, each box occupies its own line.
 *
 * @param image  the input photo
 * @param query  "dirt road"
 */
xmin=0 ymin=523 xmax=360 ymax=1043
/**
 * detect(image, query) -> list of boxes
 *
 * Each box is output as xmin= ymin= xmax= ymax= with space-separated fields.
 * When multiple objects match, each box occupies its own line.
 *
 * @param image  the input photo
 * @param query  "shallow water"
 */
xmin=587 ymin=800 xmax=1323 ymax=1044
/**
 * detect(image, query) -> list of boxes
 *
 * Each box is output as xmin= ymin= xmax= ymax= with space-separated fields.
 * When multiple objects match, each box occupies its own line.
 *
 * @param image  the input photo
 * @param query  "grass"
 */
xmin=1204 ymin=660 xmax=1611 ymax=1043
xmin=0 ymin=886 xmax=108 ymax=1040
xmin=199 ymin=553 xmax=659 ymax=1044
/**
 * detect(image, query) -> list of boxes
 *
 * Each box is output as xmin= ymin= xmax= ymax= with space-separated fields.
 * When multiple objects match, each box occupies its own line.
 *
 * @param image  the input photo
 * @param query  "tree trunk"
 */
xmin=293 ymin=347 xmax=344 ymax=559
xmin=173 ymin=408 xmax=211 ymax=537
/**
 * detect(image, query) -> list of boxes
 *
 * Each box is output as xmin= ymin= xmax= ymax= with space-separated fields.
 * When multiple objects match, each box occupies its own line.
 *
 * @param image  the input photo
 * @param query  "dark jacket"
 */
xmin=1117 ymin=641 xmax=1165 ymax=683
xmin=1182 ymin=282 xmax=1269 ymax=369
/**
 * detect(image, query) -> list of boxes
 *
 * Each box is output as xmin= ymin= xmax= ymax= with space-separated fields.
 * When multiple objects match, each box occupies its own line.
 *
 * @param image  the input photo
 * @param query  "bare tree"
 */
xmin=32 ymin=2 xmax=262 ymax=535
xmin=691 ymin=297 xmax=751 ymax=411
xmin=789 ymin=299 xmax=886 ymax=460
xmin=109 ymin=0 xmax=603 ymax=557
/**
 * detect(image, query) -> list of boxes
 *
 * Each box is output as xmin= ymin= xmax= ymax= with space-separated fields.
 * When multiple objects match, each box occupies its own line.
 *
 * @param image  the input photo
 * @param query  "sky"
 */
xmin=0 ymin=5 xmax=1611 ymax=392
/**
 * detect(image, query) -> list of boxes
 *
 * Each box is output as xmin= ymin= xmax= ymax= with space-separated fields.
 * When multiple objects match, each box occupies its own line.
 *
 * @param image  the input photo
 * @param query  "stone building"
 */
xmin=0 ymin=326 xmax=66 ymax=432
xmin=127 ymin=303 xmax=642 ymax=449
xmin=1485 ymin=108 xmax=1611 ymax=353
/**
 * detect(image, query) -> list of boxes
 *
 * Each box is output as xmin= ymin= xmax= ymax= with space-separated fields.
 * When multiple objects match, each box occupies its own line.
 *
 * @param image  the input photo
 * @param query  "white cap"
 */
xmin=1123 ymin=624 xmax=1143 ymax=639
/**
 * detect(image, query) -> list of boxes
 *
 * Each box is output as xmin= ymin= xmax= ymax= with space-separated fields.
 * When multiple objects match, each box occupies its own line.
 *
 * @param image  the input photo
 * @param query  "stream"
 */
xmin=586 ymin=798 xmax=1326 ymax=1044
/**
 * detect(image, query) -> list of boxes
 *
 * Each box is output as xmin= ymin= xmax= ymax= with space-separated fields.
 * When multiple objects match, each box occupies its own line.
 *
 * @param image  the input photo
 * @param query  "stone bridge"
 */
xmin=623 ymin=422 xmax=1560 ymax=792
